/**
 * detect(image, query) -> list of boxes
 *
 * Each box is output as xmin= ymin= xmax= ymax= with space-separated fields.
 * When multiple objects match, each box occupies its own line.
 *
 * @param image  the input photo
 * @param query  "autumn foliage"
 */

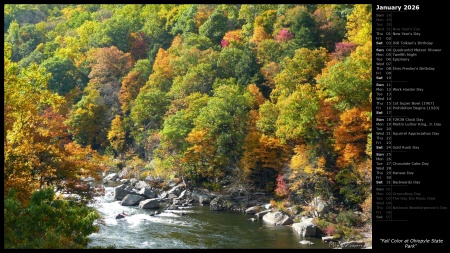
xmin=4 ymin=4 xmax=373 ymax=247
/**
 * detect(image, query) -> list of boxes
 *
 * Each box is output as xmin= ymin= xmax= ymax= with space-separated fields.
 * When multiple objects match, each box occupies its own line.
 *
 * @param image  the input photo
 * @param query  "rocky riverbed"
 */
xmin=92 ymin=172 xmax=371 ymax=249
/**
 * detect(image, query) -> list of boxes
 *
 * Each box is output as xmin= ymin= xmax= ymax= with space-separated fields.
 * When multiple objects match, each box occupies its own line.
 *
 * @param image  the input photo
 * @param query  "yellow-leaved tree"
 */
xmin=4 ymin=42 xmax=105 ymax=206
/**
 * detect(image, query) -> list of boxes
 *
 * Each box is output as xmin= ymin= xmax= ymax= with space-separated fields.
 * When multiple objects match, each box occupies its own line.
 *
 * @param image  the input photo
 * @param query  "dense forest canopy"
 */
xmin=4 ymin=4 xmax=372 ymax=248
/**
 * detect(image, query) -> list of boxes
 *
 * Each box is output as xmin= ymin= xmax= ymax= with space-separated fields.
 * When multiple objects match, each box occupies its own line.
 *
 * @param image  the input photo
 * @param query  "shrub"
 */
xmin=335 ymin=210 xmax=361 ymax=227
xmin=274 ymin=174 xmax=289 ymax=198
xmin=323 ymin=225 xmax=337 ymax=236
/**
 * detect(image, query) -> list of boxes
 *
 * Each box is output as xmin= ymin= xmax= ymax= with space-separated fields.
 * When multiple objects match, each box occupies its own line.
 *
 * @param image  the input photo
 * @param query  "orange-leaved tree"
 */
xmin=4 ymin=43 xmax=105 ymax=206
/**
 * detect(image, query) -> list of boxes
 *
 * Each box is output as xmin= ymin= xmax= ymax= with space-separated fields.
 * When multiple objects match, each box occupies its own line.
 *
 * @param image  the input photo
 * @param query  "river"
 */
xmin=87 ymin=184 xmax=330 ymax=249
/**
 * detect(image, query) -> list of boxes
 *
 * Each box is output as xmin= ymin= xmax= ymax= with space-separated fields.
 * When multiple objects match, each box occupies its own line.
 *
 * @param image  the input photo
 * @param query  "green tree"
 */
xmin=41 ymin=56 xmax=87 ymax=96
xmin=317 ymin=41 xmax=372 ymax=111
xmin=171 ymin=5 xmax=198 ymax=35
xmin=169 ymin=63 xmax=215 ymax=99
xmin=271 ymin=47 xmax=329 ymax=102
xmin=216 ymin=45 xmax=260 ymax=86
xmin=257 ymin=100 xmax=279 ymax=136
xmin=184 ymin=82 xmax=252 ymax=181
xmin=273 ymin=5 xmax=320 ymax=49
xmin=66 ymin=88 xmax=109 ymax=149
xmin=98 ymin=4 xmax=144 ymax=52
xmin=129 ymin=87 xmax=170 ymax=145
xmin=4 ymin=187 xmax=100 ymax=249
xmin=199 ymin=7 xmax=229 ymax=44
xmin=275 ymin=84 xmax=321 ymax=143
xmin=154 ymin=93 xmax=209 ymax=178
xmin=238 ymin=4 xmax=278 ymax=41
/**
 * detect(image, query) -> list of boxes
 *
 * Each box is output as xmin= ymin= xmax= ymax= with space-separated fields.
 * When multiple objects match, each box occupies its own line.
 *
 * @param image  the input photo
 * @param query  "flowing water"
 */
xmin=87 ymin=185 xmax=329 ymax=249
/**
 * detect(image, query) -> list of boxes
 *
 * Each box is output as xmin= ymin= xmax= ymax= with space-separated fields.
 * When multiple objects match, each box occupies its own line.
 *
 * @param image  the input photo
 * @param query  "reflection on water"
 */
xmin=87 ymin=186 xmax=329 ymax=249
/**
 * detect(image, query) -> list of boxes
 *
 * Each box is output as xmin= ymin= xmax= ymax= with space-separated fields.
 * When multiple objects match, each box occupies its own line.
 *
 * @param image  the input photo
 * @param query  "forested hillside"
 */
xmin=4 ymin=4 xmax=372 ymax=248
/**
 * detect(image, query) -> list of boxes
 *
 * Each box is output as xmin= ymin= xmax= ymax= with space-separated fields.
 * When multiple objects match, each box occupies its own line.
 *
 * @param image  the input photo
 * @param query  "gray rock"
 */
xmin=135 ymin=180 xmax=150 ymax=190
xmin=210 ymin=197 xmax=225 ymax=211
xmin=118 ymin=167 xmax=130 ymax=178
xmin=129 ymin=178 xmax=138 ymax=187
xmin=299 ymin=240 xmax=314 ymax=245
xmin=255 ymin=210 xmax=271 ymax=219
xmin=192 ymin=190 xmax=215 ymax=204
xmin=173 ymin=198 xmax=182 ymax=205
xmin=167 ymin=185 xmax=183 ymax=196
xmin=292 ymin=217 xmax=318 ymax=237
xmin=286 ymin=206 xmax=300 ymax=215
xmin=114 ymin=184 xmax=135 ymax=200
xmin=276 ymin=216 xmax=294 ymax=225
xmin=139 ymin=198 xmax=161 ymax=209
xmin=167 ymin=179 xmax=178 ymax=188
xmin=322 ymin=236 xmax=340 ymax=242
xmin=166 ymin=205 xmax=179 ymax=210
xmin=167 ymin=193 xmax=178 ymax=199
xmin=198 ymin=196 xmax=211 ymax=204
xmin=121 ymin=194 xmax=145 ymax=206
xmin=116 ymin=214 xmax=126 ymax=219
xmin=103 ymin=173 xmax=119 ymax=183
xmin=262 ymin=211 xmax=292 ymax=225
xmin=178 ymin=190 xmax=187 ymax=199
xmin=310 ymin=196 xmax=330 ymax=217
xmin=139 ymin=187 xmax=157 ymax=199
xmin=160 ymin=191 xmax=168 ymax=199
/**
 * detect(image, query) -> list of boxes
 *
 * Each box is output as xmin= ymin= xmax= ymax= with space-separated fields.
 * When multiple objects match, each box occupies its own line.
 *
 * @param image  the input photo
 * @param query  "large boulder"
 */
xmin=135 ymin=180 xmax=150 ymax=190
xmin=167 ymin=185 xmax=184 ymax=197
xmin=310 ymin=196 xmax=330 ymax=217
xmin=116 ymin=214 xmax=126 ymax=219
xmin=192 ymin=190 xmax=215 ymax=204
xmin=103 ymin=173 xmax=119 ymax=184
xmin=139 ymin=187 xmax=157 ymax=199
xmin=255 ymin=210 xmax=271 ymax=219
xmin=210 ymin=197 xmax=225 ymax=211
xmin=167 ymin=179 xmax=179 ymax=188
xmin=198 ymin=196 xmax=211 ymax=204
xmin=139 ymin=198 xmax=161 ymax=209
xmin=160 ymin=191 xmax=168 ymax=199
xmin=178 ymin=190 xmax=188 ymax=199
xmin=121 ymin=194 xmax=145 ymax=206
xmin=292 ymin=217 xmax=318 ymax=237
xmin=277 ymin=216 xmax=294 ymax=225
xmin=129 ymin=178 xmax=139 ymax=187
xmin=262 ymin=211 xmax=293 ymax=225
xmin=114 ymin=184 xmax=135 ymax=200
xmin=173 ymin=198 xmax=183 ymax=205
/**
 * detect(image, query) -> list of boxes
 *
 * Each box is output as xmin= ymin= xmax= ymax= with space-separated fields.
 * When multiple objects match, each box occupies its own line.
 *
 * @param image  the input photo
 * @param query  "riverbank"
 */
xmin=97 ymin=171 xmax=372 ymax=249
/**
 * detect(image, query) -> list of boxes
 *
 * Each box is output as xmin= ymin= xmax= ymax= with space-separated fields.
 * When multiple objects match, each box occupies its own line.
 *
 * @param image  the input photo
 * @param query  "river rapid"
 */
xmin=87 ymin=184 xmax=329 ymax=249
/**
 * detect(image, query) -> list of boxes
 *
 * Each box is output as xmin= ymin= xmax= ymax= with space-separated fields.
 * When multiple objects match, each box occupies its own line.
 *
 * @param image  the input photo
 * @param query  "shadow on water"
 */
xmin=87 ymin=186 xmax=330 ymax=249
